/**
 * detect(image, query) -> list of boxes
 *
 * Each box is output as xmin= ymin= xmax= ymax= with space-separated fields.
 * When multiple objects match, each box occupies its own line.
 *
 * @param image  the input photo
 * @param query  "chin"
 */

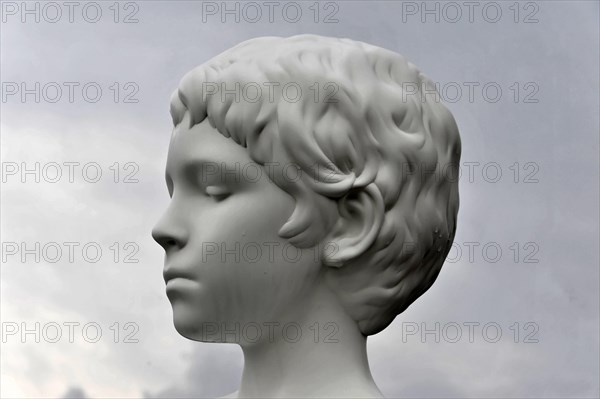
xmin=173 ymin=318 xmax=221 ymax=342
xmin=170 ymin=307 xmax=211 ymax=341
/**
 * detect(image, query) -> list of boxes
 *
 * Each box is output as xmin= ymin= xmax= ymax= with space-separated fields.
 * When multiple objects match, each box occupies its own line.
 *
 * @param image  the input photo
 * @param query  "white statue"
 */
xmin=152 ymin=34 xmax=461 ymax=398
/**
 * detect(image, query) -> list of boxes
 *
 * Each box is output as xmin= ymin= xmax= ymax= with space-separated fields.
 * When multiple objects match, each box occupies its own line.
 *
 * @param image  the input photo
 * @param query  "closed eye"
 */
xmin=205 ymin=186 xmax=231 ymax=201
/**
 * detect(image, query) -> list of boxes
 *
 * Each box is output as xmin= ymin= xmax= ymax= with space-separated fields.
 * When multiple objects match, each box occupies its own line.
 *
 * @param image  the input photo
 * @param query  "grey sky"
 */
xmin=1 ymin=1 xmax=598 ymax=398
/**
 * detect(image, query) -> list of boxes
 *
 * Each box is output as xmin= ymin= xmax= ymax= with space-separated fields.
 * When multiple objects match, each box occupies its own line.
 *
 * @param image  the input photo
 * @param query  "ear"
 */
xmin=322 ymin=183 xmax=385 ymax=267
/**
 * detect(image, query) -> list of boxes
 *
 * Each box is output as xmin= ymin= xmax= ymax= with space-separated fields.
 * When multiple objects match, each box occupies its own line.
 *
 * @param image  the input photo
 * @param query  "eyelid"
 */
xmin=205 ymin=185 xmax=230 ymax=200
xmin=205 ymin=186 xmax=229 ymax=195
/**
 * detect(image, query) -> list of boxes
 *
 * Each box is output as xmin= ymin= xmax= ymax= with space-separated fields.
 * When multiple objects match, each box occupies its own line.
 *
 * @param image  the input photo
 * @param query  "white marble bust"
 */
xmin=152 ymin=34 xmax=461 ymax=398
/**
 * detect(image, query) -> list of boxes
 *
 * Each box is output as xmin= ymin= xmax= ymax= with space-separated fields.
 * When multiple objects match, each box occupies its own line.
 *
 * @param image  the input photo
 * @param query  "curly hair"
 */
xmin=169 ymin=34 xmax=461 ymax=335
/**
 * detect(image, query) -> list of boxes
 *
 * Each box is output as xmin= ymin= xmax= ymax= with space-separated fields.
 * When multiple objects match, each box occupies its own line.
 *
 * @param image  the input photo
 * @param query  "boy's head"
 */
xmin=153 ymin=34 xmax=461 ymax=340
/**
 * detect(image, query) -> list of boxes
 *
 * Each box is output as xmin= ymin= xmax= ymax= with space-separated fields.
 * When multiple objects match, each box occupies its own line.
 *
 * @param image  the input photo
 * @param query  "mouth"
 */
xmin=163 ymin=267 xmax=195 ymax=284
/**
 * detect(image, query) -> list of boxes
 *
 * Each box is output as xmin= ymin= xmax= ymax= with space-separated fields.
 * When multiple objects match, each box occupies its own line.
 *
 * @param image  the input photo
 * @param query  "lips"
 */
xmin=163 ymin=266 xmax=195 ymax=284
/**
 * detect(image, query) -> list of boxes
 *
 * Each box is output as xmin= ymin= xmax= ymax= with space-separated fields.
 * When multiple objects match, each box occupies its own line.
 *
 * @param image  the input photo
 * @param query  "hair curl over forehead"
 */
xmin=170 ymin=34 xmax=461 ymax=335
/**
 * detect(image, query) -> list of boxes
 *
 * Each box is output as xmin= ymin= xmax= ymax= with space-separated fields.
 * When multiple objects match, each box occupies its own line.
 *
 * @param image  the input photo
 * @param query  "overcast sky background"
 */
xmin=1 ymin=1 xmax=599 ymax=398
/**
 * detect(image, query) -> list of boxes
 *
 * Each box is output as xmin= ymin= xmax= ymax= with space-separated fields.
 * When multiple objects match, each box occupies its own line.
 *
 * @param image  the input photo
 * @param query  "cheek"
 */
xmin=193 ymin=232 xmax=294 ymax=322
xmin=185 ymin=196 xmax=319 ymax=322
xmin=195 ymin=191 xmax=293 ymax=262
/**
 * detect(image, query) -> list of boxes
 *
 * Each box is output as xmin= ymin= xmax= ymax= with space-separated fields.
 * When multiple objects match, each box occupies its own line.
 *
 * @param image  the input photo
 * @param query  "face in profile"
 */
xmin=151 ymin=115 xmax=322 ymax=344
xmin=151 ymin=34 xmax=460 ymax=398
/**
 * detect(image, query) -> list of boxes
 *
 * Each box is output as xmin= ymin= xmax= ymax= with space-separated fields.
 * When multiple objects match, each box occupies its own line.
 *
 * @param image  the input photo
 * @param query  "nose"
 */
xmin=151 ymin=208 xmax=188 ymax=252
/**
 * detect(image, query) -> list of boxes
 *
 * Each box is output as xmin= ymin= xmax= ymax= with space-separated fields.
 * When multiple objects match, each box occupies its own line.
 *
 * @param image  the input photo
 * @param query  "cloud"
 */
xmin=1 ymin=1 xmax=598 ymax=398
xmin=62 ymin=386 xmax=87 ymax=399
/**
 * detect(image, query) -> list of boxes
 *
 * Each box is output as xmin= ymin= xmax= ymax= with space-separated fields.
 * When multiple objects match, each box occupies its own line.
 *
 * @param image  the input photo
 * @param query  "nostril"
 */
xmin=154 ymin=236 xmax=175 ymax=251
xmin=152 ymin=229 xmax=181 ymax=251
xmin=163 ymin=238 xmax=180 ymax=250
xmin=152 ymin=214 xmax=187 ymax=250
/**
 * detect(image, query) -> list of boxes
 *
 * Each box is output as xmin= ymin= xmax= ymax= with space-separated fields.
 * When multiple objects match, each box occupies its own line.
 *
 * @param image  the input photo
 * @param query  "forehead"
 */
xmin=166 ymin=115 xmax=252 ymax=172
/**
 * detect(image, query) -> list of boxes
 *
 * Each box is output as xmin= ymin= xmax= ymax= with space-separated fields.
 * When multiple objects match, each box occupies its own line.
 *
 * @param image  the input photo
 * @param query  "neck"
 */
xmin=236 ymin=282 xmax=383 ymax=398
